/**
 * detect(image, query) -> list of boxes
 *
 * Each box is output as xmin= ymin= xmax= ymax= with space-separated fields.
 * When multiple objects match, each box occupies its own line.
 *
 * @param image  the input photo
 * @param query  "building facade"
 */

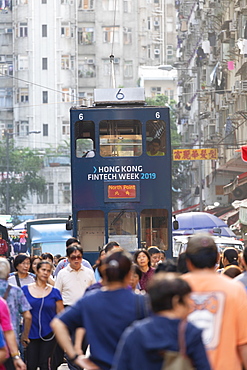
xmin=0 ymin=0 xmax=177 ymax=218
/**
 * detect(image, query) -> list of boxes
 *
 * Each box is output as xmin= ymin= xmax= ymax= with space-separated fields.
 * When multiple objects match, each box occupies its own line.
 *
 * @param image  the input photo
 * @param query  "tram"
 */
xmin=69 ymin=88 xmax=172 ymax=262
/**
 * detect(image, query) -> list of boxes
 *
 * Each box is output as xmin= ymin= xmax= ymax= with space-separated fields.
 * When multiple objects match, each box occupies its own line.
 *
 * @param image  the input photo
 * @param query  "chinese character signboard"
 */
xmin=108 ymin=184 xmax=137 ymax=199
xmin=173 ymin=148 xmax=218 ymax=161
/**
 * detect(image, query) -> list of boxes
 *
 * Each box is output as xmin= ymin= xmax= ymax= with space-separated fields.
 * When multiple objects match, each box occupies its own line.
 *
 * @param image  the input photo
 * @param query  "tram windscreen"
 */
xmin=108 ymin=210 xmax=138 ymax=251
xmin=146 ymin=120 xmax=166 ymax=156
xmin=140 ymin=209 xmax=168 ymax=250
xmin=77 ymin=210 xmax=105 ymax=251
xmin=99 ymin=120 xmax=142 ymax=157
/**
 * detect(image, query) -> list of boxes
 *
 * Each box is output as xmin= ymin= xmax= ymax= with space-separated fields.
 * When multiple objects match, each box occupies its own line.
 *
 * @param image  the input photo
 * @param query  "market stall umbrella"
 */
xmin=173 ymin=212 xmax=236 ymax=237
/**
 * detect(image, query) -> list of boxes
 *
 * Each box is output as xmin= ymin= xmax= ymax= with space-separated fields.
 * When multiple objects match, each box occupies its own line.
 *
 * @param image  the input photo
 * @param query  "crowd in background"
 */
xmin=0 ymin=235 xmax=246 ymax=370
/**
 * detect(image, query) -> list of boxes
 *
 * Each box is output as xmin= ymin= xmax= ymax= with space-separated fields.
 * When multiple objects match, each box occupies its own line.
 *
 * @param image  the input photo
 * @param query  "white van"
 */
xmin=173 ymin=235 xmax=244 ymax=257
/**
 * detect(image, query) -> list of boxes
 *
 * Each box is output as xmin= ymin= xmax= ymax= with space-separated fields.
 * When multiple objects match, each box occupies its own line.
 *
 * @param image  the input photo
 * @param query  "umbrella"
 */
xmin=173 ymin=212 xmax=236 ymax=237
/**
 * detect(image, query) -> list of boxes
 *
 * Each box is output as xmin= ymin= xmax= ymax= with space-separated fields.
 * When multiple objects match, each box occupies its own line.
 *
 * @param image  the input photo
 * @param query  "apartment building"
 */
xmin=0 ymin=0 xmax=177 ymax=218
xmin=176 ymin=0 xmax=247 ymax=218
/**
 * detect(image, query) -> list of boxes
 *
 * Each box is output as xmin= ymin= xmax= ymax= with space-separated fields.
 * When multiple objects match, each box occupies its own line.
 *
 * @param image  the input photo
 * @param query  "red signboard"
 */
xmin=108 ymin=184 xmax=136 ymax=199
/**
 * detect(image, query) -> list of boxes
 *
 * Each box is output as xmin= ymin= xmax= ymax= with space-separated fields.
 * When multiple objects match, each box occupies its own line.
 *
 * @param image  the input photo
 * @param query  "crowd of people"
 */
xmin=0 ymin=234 xmax=246 ymax=370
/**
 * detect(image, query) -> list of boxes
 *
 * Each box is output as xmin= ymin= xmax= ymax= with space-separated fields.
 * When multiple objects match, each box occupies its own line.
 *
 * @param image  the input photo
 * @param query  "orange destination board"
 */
xmin=173 ymin=148 xmax=218 ymax=161
xmin=108 ymin=184 xmax=136 ymax=199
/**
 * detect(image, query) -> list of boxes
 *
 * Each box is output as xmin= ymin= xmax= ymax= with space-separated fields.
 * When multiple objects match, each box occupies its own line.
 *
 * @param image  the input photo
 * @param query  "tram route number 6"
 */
xmin=79 ymin=113 xmax=84 ymax=120
xmin=155 ymin=112 xmax=160 ymax=119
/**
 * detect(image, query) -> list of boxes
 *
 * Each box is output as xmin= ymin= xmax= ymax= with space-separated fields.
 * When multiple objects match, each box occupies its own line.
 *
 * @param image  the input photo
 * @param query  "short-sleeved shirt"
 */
xmin=55 ymin=264 xmax=95 ymax=306
xmin=0 ymin=297 xmax=13 ymax=332
xmin=0 ymin=280 xmax=31 ymax=342
xmin=8 ymin=273 xmax=35 ymax=287
xmin=57 ymin=288 xmax=149 ymax=370
xmin=183 ymin=271 xmax=247 ymax=370
xmin=22 ymin=285 xmax=62 ymax=339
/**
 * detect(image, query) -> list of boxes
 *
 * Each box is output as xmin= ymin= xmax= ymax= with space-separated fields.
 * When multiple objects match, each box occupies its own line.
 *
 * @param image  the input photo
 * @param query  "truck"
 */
xmin=26 ymin=218 xmax=72 ymax=256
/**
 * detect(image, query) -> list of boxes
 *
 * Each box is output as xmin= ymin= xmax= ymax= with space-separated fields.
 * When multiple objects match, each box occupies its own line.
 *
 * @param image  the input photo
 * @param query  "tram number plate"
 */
xmin=108 ymin=184 xmax=136 ymax=199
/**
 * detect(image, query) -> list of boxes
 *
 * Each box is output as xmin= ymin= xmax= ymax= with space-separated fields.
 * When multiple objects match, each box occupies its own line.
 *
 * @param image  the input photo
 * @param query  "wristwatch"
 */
xmin=70 ymin=354 xmax=79 ymax=363
xmin=12 ymin=355 xmax=21 ymax=360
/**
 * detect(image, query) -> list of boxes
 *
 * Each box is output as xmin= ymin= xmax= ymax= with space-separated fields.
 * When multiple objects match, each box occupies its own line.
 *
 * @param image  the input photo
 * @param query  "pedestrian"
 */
xmin=8 ymin=255 xmax=35 ymax=288
xmin=51 ymin=249 xmax=149 ymax=370
xmin=112 ymin=273 xmax=211 ymax=370
xmin=22 ymin=261 xmax=63 ymax=370
xmin=54 ymin=238 xmax=92 ymax=277
xmin=234 ymin=245 xmax=247 ymax=288
xmin=183 ymin=233 xmax=247 ymax=370
xmin=147 ymin=246 xmax=161 ymax=268
xmin=0 ymin=258 xmax=31 ymax=363
xmin=0 ymin=233 xmax=8 ymax=257
xmin=133 ymin=249 xmax=154 ymax=291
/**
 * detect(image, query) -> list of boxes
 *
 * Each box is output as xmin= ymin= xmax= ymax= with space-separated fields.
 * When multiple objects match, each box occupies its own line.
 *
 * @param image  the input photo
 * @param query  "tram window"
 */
xmin=146 ymin=120 xmax=166 ymax=156
xmin=75 ymin=120 xmax=95 ymax=158
xmin=77 ymin=210 xmax=105 ymax=252
xmin=99 ymin=120 xmax=142 ymax=157
xmin=140 ymin=209 xmax=168 ymax=250
xmin=108 ymin=210 xmax=138 ymax=251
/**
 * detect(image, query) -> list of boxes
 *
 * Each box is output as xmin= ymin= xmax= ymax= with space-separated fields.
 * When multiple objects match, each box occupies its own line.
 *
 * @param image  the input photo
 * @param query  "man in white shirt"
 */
xmin=55 ymin=246 xmax=95 ymax=306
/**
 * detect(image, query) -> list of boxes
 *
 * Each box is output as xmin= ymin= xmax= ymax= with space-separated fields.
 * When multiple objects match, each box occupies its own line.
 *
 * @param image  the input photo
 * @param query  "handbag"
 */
xmin=161 ymin=320 xmax=194 ymax=370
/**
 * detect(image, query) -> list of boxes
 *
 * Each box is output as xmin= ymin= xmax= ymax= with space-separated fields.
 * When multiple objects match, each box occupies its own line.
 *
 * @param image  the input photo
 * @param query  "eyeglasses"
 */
xmin=70 ymin=255 xmax=82 ymax=261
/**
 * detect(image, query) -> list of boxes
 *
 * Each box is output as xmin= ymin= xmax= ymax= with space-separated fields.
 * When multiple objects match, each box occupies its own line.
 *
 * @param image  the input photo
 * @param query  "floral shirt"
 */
xmin=0 ymin=280 xmax=31 ymax=342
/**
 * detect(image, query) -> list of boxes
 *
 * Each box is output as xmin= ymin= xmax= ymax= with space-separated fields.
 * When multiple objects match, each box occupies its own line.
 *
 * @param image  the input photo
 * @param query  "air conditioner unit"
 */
xmin=154 ymin=21 xmax=160 ymax=27
xmin=241 ymin=80 xmax=247 ymax=91
xmin=5 ymin=28 xmax=12 ymax=34
xmin=114 ymin=58 xmax=120 ymax=64
xmin=154 ymin=49 xmax=160 ymax=55
xmin=87 ymin=59 xmax=95 ymax=64
xmin=0 ymin=56 xmax=6 ymax=62
xmin=235 ymin=80 xmax=240 ymax=90
xmin=229 ymin=20 xmax=237 ymax=31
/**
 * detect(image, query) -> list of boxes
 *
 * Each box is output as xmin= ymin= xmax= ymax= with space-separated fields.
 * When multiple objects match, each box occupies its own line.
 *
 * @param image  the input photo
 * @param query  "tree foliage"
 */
xmin=0 ymin=138 xmax=45 ymax=214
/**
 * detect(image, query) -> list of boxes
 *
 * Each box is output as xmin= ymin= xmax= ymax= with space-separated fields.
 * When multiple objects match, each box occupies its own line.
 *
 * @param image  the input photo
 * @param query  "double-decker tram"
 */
xmin=69 ymin=88 xmax=172 ymax=262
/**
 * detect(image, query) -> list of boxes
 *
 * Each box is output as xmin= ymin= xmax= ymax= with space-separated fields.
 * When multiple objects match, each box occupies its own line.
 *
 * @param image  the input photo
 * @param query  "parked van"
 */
xmin=173 ymin=235 xmax=244 ymax=258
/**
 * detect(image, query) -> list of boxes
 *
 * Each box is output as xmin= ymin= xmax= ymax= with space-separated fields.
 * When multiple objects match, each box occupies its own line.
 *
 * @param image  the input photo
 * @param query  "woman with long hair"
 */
xmin=51 ymin=249 xmax=149 ymax=370
xmin=22 ymin=261 xmax=63 ymax=370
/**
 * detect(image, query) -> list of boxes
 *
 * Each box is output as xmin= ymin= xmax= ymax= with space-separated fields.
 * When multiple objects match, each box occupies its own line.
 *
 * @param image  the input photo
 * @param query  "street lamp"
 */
xmin=5 ymin=130 xmax=41 ymax=214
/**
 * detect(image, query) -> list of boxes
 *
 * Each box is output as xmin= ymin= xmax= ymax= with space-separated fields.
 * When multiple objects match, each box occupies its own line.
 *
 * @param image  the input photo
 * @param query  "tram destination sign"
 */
xmin=173 ymin=148 xmax=218 ymax=161
xmin=108 ymin=184 xmax=136 ymax=199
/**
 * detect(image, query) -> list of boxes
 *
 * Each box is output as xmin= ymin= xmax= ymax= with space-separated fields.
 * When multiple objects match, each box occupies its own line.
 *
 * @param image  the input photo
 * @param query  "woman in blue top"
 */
xmin=22 ymin=261 xmax=63 ymax=370
xmin=51 ymin=249 xmax=149 ymax=370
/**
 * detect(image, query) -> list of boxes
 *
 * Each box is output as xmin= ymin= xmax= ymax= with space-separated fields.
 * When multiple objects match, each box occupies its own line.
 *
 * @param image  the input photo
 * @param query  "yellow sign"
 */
xmin=173 ymin=148 xmax=218 ymax=161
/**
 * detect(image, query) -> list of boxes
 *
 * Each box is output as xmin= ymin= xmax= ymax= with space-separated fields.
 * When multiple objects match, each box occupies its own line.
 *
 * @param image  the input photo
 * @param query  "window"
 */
xmin=62 ymin=88 xmax=70 ymax=103
xmin=151 ymin=86 xmax=162 ymax=97
xmin=147 ymin=17 xmax=151 ymax=30
xmin=78 ymin=59 xmax=96 ymax=78
xmin=42 ymin=24 xmax=47 ymax=37
xmin=0 ymin=89 xmax=12 ymax=108
xmin=124 ymin=60 xmax=133 ymax=78
xmin=75 ymin=120 xmax=95 ymax=157
xmin=61 ymin=23 xmax=70 ymax=37
xmin=108 ymin=211 xmax=137 ymax=251
xmin=146 ymin=119 xmax=166 ymax=156
xmin=42 ymin=57 xmax=48 ymax=70
xmin=102 ymin=0 xmax=119 ymax=10
xmin=61 ymin=55 xmax=70 ymax=69
xmin=43 ymin=123 xmax=48 ymax=136
xmin=62 ymin=121 xmax=70 ymax=136
xmin=42 ymin=91 xmax=48 ymax=103
xmin=102 ymin=58 xmax=119 ymax=76
xmin=77 ymin=211 xmax=104 ymax=252
xmin=78 ymin=0 xmax=94 ymax=9
xmin=18 ymin=23 xmax=28 ymax=37
xmin=42 ymin=0 xmax=47 ymax=3
xmin=78 ymin=27 xmax=94 ymax=44
xmin=0 ymin=63 xmax=13 ymax=76
xmin=123 ymin=0 xmax=131 ymax=13
xmin=58 ymin=183 xmax=71 ymax=204
xmin=99 ymin=119 xmax=142 ymax=157
xmin=167 ymin=45 xmax=173 ymax=60
xmin=123 ymin=27 xmax=132 ymax=44
xmin=17 ymin=88 xmax=29 ymax=103
xmin=37 ymin=183 xmax=54 ymax=204
xmin=141 ymin=209 xmax=168 ymax=250
xmin=103 ymin=26 xmax=119 ymax=43
xmin=18 ymin=55 xmax=28 ymax=70
xmin=19 ymin=121 xmax=29 ymax=136
xmin=18 ymin=0 xmax=28 ymax=4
